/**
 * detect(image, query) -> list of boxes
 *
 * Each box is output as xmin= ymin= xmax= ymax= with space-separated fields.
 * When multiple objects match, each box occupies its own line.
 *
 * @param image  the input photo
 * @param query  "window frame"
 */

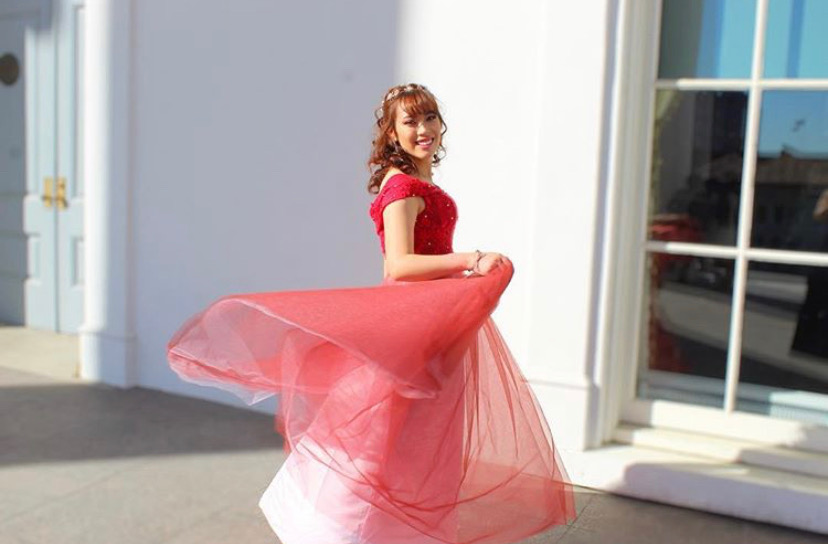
xmin=601 ymin=0 xmax=828 ymax=452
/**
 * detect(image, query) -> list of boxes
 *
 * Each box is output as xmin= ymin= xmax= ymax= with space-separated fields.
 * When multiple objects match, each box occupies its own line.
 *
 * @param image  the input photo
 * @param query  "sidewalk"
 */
xmin=1 ymin=362 xmax=825 ymax=544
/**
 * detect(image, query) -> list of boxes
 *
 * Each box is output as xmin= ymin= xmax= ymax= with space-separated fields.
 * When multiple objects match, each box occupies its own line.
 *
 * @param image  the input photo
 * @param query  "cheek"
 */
xmin=392 ymin=119 xmax=406 ymax=138
xmin=398 ymin=126 xmax=416 ymax=141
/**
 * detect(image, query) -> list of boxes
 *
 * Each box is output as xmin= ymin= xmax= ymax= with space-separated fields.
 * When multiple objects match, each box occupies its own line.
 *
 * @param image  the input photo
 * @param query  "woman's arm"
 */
xmin=383 ymin=197 xmax=477 ymax=281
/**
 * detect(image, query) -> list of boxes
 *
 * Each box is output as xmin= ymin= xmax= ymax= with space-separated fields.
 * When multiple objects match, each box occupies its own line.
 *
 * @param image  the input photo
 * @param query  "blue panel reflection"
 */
xmin=759 ymin=91 xmax=828 ymax=156
xmin=765 ymin=0 xmax=828 ymax=78
xmin=659 ymin=0 xmax=756 ymax=78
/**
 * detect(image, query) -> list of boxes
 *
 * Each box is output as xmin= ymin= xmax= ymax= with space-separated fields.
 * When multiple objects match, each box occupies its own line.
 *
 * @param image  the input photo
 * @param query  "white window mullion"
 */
xmin=655 ymin=79 xmax=751 ymax=90
xmin=644 ymin=241 xmax=739 ymax=259
xmin=745 ymin=248 xmax=828 ymax=267
xmin=644 ymin=241 xmax=828 ymax=267
xmin=722 ymin=0 xmax=770 ymax=414
xmin=655 ymin=79 xmax=828 ymax=91
xmin=759 ymin=79 xmax=828 ymax=90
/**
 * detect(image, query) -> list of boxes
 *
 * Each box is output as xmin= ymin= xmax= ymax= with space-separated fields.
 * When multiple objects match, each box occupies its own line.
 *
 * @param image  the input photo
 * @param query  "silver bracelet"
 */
xmin=471 ymin=249 xmax=483 ymax=274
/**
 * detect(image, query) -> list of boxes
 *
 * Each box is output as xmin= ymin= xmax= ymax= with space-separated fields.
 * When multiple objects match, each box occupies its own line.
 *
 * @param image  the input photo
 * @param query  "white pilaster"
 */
xmin=524 ymin=0 xmax=615 ymax=451
xmin=78 ymin=0 xmax=135 ymax=387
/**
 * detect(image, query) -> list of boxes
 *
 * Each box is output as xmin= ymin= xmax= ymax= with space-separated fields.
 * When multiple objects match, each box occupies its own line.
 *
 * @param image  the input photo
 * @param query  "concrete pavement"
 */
xmin=1 ymin=332 xmax=826 ymax=543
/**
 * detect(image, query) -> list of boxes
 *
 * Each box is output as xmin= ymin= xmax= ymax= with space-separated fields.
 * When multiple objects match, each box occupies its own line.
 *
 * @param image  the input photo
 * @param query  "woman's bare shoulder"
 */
xmin=379 ymin=168 xmax=406 ymax=192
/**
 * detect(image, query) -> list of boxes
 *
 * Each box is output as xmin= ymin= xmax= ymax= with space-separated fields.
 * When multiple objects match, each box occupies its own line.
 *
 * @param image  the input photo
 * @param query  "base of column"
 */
xmin=78 ymin=326 xmax=137 ymax=387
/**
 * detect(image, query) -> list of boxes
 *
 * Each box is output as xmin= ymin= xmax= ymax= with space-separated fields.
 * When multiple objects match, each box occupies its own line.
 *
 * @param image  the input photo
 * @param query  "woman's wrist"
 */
xmin=466 ymin=250 xmax=483 ymax=273
xmin=459 ymin=252 xmax=476 ymax=273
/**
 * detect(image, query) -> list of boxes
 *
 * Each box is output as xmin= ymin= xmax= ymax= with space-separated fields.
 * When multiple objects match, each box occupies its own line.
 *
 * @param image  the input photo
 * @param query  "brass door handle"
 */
xmin=56 ymin=177 xmax=68 ymax=209
xmin=42 ymin=177 xmax=54 ymax=208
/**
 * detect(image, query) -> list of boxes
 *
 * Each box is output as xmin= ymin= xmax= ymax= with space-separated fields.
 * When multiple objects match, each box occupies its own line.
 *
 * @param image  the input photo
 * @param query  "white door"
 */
xmin=0 ymin=0 xmax=84 ymax=332
xmin=3 ymin=0 xmax=57 ymax=329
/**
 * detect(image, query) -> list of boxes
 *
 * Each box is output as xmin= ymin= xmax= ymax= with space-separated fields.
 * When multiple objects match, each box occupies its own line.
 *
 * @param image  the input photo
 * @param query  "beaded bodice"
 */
xmin=369 ymin=173 xmax=458 ymax=255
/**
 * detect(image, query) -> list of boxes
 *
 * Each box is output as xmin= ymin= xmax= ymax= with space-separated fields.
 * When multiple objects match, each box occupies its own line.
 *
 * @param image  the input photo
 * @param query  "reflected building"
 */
xmin=752 ymin=149 xmax=828 ymax=252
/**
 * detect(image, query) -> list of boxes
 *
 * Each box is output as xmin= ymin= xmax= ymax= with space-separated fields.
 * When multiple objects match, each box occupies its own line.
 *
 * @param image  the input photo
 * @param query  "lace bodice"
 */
xmin=368 ymin=173 xmax=458 ymax=255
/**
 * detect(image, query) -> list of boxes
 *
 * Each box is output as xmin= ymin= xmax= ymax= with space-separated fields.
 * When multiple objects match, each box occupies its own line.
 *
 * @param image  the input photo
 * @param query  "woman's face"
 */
xmin=391 ymin=102 xmax=442 ymax=167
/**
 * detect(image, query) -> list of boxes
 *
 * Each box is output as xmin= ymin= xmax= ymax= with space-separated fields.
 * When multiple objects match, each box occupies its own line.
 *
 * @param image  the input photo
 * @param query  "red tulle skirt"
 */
xmin=167 ymin=261 xmax=576 ymax=544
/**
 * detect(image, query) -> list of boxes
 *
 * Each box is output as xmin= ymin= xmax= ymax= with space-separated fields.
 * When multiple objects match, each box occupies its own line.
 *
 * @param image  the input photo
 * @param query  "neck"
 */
xmin=415 ymin=161 xmax=433 ymax=182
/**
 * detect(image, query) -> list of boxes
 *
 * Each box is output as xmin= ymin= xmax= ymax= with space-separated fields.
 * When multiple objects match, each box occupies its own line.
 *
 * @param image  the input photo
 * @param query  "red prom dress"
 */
xmin=167 ymin=173 xmax=576 ymax=544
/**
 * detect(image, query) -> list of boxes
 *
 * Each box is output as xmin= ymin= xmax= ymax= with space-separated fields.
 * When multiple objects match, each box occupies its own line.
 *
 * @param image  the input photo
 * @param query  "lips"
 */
xmin=416 ymin=138 xmax=434 ymax=148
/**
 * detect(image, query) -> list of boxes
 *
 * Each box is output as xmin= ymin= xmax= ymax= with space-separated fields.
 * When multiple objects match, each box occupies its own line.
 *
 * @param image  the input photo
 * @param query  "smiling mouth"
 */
xmin=416 ymin=138 xmax=434 ymax=147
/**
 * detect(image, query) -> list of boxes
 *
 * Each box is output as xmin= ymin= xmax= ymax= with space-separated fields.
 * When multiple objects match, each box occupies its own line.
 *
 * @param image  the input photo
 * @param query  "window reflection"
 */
xmin=638 ymin=253 xmax=734 ymax=408
xmin=658 ymin=0 xmax=756 ymax=79
xmin=739 ymin=262 xmax=828 ymax=424
xmin=752 ymin=91 xmax=828 ymax=252
xmin=649 ymin=91 xmax=747 ymax=246
xmin=764 ymin=0 xmax=828 ymax=78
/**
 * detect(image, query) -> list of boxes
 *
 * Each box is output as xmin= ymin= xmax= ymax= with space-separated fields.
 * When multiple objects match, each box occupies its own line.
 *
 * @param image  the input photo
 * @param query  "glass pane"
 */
xmin=752 ymin=91 xmax=828 ymax=252
xmin=649 ymin=90 xmax=747 ymax=246
xmin=738 ymin=262 xmax=828 ymax=424
xmin=638 ymin=253 xmax=735 ymax=408
xmin=764 ymin=0 xmax=828 ymax=78
xmin=659 ymin=0 xmax=756 ymax=79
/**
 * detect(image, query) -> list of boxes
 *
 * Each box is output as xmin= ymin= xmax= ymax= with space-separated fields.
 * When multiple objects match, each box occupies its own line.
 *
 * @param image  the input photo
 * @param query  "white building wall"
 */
xmin=391 ymin=0 xmax=614 ymax=452
xmin=526 ymin=0 xmax=616 ymax=451
xmin=128 ymin=0 xmax=614 ymax=452
xmin=130 ymin=0 xmax=403 ymax=409
xmin=394 ymin=0 xmax=546 ymax=368
xmin=84 ymin=0 xmax=828 ymax=533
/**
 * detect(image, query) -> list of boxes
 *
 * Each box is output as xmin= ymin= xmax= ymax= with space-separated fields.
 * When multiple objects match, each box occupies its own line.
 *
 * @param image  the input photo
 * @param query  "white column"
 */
xmin=78 ymin=0 xmax=135 ymax=387
xmin=523 ymin=0 xmax=614 ymax=452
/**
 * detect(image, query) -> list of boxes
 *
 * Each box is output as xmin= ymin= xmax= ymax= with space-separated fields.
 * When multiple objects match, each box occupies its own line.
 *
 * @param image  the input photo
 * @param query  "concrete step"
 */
xmin=563 ymin=442 xmax=828 ymax=535
xmin=613 ymin=423 xmax=828 ymax=479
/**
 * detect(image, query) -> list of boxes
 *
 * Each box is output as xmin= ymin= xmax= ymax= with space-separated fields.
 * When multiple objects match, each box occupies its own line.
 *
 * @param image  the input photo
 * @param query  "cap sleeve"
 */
xmin=372 ymin=174 xmax=431 ymax=221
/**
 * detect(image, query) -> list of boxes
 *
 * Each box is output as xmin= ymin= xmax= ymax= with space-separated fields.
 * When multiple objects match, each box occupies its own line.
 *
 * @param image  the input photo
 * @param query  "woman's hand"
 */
xmin=475 ymin=252 xmax=509 ymax=275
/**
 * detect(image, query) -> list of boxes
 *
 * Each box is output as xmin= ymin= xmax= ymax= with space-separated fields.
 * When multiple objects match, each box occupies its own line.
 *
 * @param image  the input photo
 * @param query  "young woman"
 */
xmin=367 ymin=83 xmax=506 ymax=282
xmin=167 ymin=83 xmax=576 ymax=544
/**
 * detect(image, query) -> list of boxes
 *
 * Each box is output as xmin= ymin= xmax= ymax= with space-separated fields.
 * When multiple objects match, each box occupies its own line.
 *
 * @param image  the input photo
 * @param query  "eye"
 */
xmin=426 ymin=113 xmax=438 ymax=121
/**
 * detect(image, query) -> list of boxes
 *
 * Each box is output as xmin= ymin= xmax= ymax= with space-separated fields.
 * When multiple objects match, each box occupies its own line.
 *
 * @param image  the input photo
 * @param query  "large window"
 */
xmin=637 ymin=0 xmax=828 ymax=426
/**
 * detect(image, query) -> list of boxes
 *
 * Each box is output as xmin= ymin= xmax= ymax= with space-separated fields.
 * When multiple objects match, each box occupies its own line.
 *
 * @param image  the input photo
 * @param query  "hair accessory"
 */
xmin=383 ymin=83 xmax=429 ymax=106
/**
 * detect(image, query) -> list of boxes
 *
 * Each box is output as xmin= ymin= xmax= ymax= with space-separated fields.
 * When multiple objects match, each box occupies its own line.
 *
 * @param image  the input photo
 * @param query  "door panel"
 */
xmin=0 ymin=1 xmax=59 ymax=330
xmin=56 ymin=0 xmax=84 ymax=332
xmin=23 ymin=0 xmax=58 ymax=331
xmin=0 ymin=14 xmax=27 ymax=324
